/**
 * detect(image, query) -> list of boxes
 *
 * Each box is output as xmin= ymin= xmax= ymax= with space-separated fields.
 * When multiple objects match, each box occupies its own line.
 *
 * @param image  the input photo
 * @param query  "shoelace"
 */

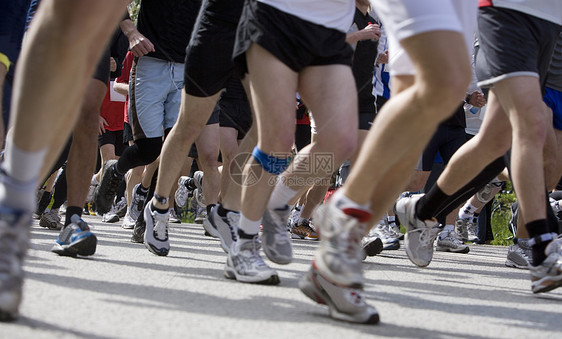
xmin=153 ymin=214 xmax=169 ymax=240
xmin=419 ymin=226 xmax=439 ymax=247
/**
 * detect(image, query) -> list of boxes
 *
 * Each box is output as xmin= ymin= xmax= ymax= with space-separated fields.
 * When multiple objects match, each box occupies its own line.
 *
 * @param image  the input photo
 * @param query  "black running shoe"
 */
xmin=94 ymin=159 xmax=123 ymax=215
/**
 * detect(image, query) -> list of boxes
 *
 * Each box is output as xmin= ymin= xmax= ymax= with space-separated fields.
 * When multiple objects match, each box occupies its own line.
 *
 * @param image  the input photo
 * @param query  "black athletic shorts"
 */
xmin=417 ymin=125 xmax=467 ymax=171
xmin=98 ymin=129 xmax=126 ymax=156
xmin=184 ymin=0 xmax=244 ymax=97
xmin=476 ymin=7 xmax=561 ymax=92
xmin=207 ymin=104 xmax=220 ymax=125
xmin=234 ymin=0 xmax=353 ymax=73
xmin=218 ymin=98 xmax=252 ymax=138
xmin=123 ymin=122 xmax=133 ymax=144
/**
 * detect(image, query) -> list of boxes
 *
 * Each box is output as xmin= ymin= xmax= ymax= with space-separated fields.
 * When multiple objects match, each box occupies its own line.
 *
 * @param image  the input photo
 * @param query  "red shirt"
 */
xmin=116 ymin=51 xmax=134 ymax=124
xmin=99 ymin=82 xmax=125 ymax=131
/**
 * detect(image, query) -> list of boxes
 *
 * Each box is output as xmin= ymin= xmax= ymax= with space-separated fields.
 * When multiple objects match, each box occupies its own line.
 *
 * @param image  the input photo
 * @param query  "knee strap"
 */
xmin=252 ymin=147 xmax=290 ymax=175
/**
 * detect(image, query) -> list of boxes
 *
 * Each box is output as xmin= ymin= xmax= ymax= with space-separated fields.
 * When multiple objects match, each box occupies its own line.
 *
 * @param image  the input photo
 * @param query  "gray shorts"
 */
xmin=129 ymin=56 xmax=184 ymax=140
xmin=476 ymin=7 xmax=561 ymax=90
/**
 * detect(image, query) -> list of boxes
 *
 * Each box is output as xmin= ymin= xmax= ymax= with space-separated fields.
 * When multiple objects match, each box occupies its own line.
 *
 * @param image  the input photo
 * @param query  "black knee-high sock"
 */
xmin=416 ymin=185 xmax=450 ymax=221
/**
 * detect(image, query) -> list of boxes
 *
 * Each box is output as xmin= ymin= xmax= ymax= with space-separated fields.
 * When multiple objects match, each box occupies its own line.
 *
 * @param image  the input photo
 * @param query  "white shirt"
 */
xmin=258 ymin=0 xmax=355 ymax=32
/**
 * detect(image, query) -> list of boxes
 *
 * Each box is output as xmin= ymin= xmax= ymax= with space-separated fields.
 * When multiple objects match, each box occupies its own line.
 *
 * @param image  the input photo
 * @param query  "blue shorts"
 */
xmin=129 ymin=56 xmax=184 ymax=140
xmin=544 ymin=87 xmax=562 ymax=131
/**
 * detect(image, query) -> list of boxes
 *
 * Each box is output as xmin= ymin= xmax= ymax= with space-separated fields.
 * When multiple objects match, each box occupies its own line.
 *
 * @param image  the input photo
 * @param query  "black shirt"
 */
xmin=137 ymin=0 xmax=202 ymax=63
xmin=351 ymin=8 xmax=378 ymax=114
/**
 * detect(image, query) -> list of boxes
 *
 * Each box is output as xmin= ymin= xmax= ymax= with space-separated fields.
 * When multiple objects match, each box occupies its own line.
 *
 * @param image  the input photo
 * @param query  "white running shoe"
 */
xmin=435 ymin=229 xmax=469 ymax=253
xmin=262 ymin=205 xmax=293 ymax=264
xmin=224 ymin=236 xmax=279 ymax=285
xmin=121 ymin=210 xmax=136 ymax=229
xmin=143 ymin=203 xmax=170 ymax=256
xmin=530 ymin=237 xmax=562 ymax=293
xmin=394 ymin=194 xmax=440 ymax=267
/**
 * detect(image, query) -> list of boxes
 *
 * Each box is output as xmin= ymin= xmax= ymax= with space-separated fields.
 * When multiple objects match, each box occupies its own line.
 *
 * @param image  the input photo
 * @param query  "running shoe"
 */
xmin=94 ymin=160 xmax=123 ymax=215
xmin=435 ymin=229 xmax=470 ymax=253
xmin=505 ymin=240 xmax=531 ymax=269
xmin=262 ymin=205 xmax=293 ymax=264
xmin=51 ymin=215 xmax=97 ymax=257
xmin=530 ymin=238 xmax=562 ymax=293
xmin=174 ymin=176 xmax=190 ymax=209
xmin=299 ymin=202 xmax=379 ymax=324
xmin=203 ymin=204 xmax=239 ymax=253
xmin=299 ymin=265 xmax=379 ymax=324
xmin=121 ymin=210 xmax=136 ymax=229
xmin=290 ymin=218 xmax=318 ymax=240
xmin=129 ymin=183 xmax=147 ymax=221
xmin=224 ymin=236 xmax=279 ymax=285
xmin=39 ymin=208 xmax=63 ymax=230
xmin=394 ymin=194 xmax=440 ymax=267
xmin=143 ymin=203 xmax=170 ymax=256
xmin=169 ymin=208 xmax=181 ymax=224
xmin=102 ymin=204 xmax=119 ymax=223
xmin=0 ymin=206 xmax=31 ymax=321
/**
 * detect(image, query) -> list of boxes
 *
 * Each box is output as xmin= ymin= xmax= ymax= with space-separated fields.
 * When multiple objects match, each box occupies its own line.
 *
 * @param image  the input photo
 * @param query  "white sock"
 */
xmin=387 ymin=215 xmax=396 ymax=224
xmin=238 ymin=213 xmax=261 ymax=236
xmin=267 ymin=179 xmax=300 ymax=210
xmin=3 ymin=139 xmax=46 ymax=182
xmin=0 ymin=140 xmax=46 ymax=211
xmin=458 ymin=202 xmax=478 ymax=220
xmin=333 ymin=190 xmax=370 ymax=212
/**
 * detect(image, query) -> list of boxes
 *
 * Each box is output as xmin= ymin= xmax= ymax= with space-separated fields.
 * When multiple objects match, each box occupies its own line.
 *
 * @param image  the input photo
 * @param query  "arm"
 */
xmin=346 ymin=23 xmax=381 ymax=46
xmin=119 ymin=18 xmax=155 ymax=57
xmin=113 ymin=81 xmax=129 ymax=97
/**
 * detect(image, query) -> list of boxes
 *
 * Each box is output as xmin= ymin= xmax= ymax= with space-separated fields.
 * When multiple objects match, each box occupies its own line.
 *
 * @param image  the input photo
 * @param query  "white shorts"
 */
xmin=373 ymin=0 xmax=478 ymax=76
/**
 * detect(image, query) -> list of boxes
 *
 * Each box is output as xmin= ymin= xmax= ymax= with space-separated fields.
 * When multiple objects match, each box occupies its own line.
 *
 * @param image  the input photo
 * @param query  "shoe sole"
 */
xmin=532 ymin=275 xmax=562 ymax=293
xmin=52 ymin=233 xmax=97 ymax=257
xmin=299 ymin=267 xmax=379 ymax=325
xmin=435 ymin=246 xmax=470 ymax=254
xmin=504 ymin=259 xmax=529 ymax=269
xmin=224 ymin=264 xmax=280 ymax=285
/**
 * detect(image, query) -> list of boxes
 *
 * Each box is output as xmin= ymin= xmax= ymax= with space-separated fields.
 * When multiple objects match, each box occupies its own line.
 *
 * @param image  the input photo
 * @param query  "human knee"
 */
xmin=316 ymin=129 xmax=356 ymax=162
xmin=197 ymin=148 xmax=219 ymax=170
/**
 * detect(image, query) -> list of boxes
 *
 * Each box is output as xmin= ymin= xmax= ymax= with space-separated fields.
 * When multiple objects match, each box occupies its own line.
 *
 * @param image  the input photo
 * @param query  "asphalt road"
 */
xmin=1 ymin=215 xmax=561 ymax=338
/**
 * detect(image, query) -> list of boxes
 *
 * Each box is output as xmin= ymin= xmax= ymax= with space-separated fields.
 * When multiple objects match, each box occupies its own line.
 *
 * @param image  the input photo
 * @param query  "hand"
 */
xmin=109 ymin=57 xmax=117 ymax=72
xmin=128 ymin=31 xmax=155 ymax=57
xmin=376 ymin=50 xmax=389 ymax=65
xmin=98 ymin=116 xmax=108 ymax=135
xmin=468 ymin=91 xmax=486 ymax=108
xmin=362 ymin=23 xmax=381 ymax=41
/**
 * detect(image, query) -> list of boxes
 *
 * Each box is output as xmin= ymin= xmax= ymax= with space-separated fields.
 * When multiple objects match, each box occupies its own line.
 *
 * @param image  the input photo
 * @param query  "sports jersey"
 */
xmin=258 ymin=0 xmax=355 ymax=32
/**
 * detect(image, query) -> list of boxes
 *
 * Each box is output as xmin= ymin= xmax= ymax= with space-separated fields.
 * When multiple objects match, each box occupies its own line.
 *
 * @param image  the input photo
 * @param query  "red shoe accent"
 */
xmin=341 ymin=208 xmax=372 ymax=223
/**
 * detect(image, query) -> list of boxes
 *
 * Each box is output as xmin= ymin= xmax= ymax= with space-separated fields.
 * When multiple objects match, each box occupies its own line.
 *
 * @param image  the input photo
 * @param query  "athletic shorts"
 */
xmin=129 ymin=56 xmax=184 ymax=140
xmin=374 ymin=0 xmax=477 ymax=76
xmin=98 ymin=129 xmax=126 ymax=156
xmin=416 ymin=124 xmax=467 ymax=171
xmin=476 ymin=7 xmax=561 ymax=90
xmin=218 ymin=98 xmax=252 ymax=138
xmin=208 ymin=104 xmax=220 ymax=125
xmin=123 ymin=122 xmax=133 ymax=144
xmin=544 ymin=87 xmax=562 ymax=131
xmin=183 ymin=0 xmax=244 ymax=97
xmin=234 ymin=0 xmax=352 ymax=74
